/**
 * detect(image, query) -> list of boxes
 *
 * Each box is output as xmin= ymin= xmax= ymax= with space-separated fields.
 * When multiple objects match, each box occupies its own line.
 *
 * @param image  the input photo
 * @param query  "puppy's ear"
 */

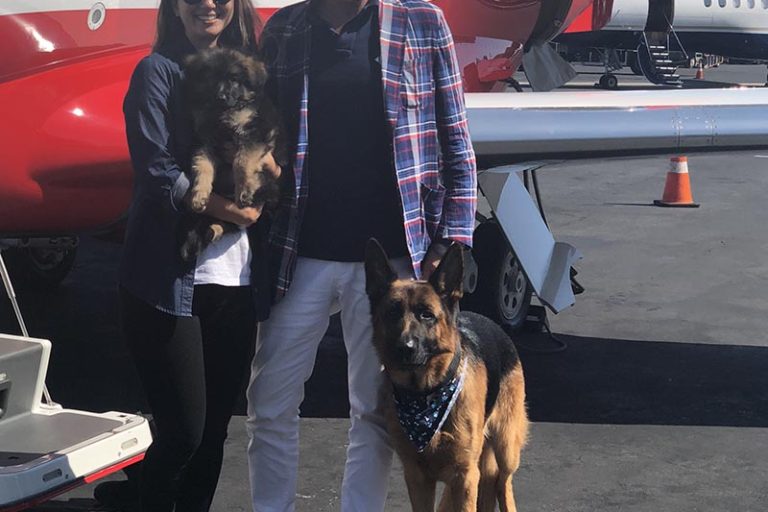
xmin=428 ymin=242 xmax=464 ymax=309
xmin=365 ymin=238 xmax=396 ymax=309
xmin=247 ymin=59 xmax=268 ymax=90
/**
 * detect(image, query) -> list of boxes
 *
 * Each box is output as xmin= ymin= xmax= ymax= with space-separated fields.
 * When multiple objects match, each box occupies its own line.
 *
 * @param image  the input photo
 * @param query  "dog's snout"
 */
xmin=217 ymin=81 xmax=241 ymax=107
xmin=399 ymin=338 xmax=417 ymax=355
xmin=395 ymin=336 xmax=427 ymax=366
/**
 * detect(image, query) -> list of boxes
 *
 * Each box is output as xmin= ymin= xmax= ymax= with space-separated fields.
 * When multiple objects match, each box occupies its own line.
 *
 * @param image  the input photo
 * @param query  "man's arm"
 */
xmin=422 ymin=8 xmax=477 ymax=277
xmin=431 ymin=8 xmax=477 ymax=247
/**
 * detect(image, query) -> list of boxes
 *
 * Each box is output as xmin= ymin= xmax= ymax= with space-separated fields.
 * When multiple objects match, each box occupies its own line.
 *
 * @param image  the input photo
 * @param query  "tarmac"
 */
xmin=3 ymin=66 xmax=768 ymax=511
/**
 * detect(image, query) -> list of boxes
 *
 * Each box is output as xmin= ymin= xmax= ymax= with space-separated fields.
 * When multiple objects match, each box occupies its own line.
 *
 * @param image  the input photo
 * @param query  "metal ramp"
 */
xmin=0 ymin=252 xmax=152 ymax=511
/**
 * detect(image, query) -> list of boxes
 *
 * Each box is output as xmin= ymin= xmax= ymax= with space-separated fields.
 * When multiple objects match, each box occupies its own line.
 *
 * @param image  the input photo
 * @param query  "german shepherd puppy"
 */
xmin=365 ymin=239 xmax=529 ymax=512
xmin=179 ymin=48 xmax=281 ymax=262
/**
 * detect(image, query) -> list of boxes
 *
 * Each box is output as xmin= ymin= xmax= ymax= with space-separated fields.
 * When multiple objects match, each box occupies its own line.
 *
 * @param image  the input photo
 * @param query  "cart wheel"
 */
xmin=461 ymin=222 xmax=532 ymax=332
xmin=4 ymin=245 xmax=78 ymax=290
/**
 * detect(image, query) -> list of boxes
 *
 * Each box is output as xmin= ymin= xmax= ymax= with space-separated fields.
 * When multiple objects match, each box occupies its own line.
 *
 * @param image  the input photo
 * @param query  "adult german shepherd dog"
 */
xmin=178 ymin=48 xmax=281 ymax=262
xmin=365 ymin=239 xmax=529 ymax=512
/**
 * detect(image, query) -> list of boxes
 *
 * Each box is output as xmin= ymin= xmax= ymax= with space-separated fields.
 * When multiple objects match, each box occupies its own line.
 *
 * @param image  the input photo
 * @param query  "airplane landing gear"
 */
xmin=461 ymin=221 xmax=532 ymax=333
xmin=1 ymin=238 xmax=78 ymax=289
xmin=506 ymin=77 xmax=524 ymax=92
xmin=597 ymin=73 xmax=619 ymax=90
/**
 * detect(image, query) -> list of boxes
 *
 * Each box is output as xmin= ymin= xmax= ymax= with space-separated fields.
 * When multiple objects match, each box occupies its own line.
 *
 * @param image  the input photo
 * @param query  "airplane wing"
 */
xmin=467 ymin=88 xmax=768 ymax=165
xmin=464 ymin=87 xmax=768 ymax=313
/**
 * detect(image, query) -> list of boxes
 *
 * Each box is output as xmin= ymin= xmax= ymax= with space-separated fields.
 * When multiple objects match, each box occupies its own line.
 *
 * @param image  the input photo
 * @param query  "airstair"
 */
xmin=638 ymin=32 xmax=682 ymax=87
xmin=0 ymin=251 xmax=151 ymax=511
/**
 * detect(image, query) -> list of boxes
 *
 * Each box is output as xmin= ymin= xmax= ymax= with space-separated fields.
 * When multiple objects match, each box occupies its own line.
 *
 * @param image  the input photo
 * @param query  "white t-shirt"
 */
xmin=194 ymin=227 xmax=252 ymax=286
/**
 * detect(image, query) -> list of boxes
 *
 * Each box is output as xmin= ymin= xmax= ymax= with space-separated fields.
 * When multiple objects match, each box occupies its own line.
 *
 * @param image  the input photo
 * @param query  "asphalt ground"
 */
xmin=3 ymin=66 xmax=768 ymax=511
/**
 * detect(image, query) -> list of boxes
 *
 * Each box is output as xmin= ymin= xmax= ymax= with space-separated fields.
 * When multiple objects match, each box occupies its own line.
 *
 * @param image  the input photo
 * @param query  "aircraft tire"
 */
xmin=461 ymin=221 xmax=532 ymax=333
xmin=599 ymin=74 xmax=618 ymax=90
xmin=4 ymin=245 xmax=78 ymax=290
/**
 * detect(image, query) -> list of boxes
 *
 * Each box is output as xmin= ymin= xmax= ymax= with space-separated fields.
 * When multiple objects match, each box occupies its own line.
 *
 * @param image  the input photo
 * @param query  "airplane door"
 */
xmin=646 ymin=0 xmax=674 ymax=32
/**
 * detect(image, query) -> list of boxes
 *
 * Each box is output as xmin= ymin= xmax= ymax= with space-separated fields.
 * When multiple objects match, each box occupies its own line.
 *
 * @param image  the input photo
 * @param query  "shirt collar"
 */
xmin=308 ymin=0 xmax=379 ymax=27
xmin=157 ymin=35 xmax=198 ymax=65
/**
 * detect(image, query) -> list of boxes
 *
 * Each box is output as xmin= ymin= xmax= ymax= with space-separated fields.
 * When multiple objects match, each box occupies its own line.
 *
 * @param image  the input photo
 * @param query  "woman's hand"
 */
xmin=203 ymin=194 xmax=263 ymax=227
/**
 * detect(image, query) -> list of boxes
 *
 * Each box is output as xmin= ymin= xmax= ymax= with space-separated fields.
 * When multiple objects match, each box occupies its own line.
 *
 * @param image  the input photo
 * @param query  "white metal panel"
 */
xmin=465 ymin=89 xmax=768 ymax=159
xmin=478 ymin=166 xmax=581 ymax=313
xmin=673 ymin=0 xmax=768 ymax=33
xmin=0 ymin=409 xmax=152 ymax=509
xmin=603 ymin=0 xmax=649 ymax=31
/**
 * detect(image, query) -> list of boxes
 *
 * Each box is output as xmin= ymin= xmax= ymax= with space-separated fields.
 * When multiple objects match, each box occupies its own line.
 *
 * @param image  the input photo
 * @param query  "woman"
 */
xmin=116 ymin=0 xmax=274 ymax=510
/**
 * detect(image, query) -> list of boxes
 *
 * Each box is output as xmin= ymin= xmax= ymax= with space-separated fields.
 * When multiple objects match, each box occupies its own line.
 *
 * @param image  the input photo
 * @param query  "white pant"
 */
xmin=246 ymin=257 xmax=412 ymax=512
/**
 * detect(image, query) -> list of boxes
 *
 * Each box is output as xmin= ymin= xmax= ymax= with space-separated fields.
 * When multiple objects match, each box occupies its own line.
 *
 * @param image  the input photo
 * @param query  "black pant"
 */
xmin=120 ymin=285 xmax=255 ymax=512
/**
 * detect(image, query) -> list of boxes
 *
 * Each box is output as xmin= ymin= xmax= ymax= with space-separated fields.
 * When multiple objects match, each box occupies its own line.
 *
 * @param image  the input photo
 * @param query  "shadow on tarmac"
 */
xmin=2 ymin=237 xmax=768 ymax=429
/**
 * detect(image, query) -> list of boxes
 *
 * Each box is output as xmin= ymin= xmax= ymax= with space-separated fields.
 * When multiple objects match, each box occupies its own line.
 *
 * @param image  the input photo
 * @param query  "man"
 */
xmin=246 ymin=0 xmax=476 ymax=510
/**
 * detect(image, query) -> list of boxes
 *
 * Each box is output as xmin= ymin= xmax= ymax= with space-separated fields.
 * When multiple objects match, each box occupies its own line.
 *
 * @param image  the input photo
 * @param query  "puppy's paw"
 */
xmin=206 ymin=223 xmax=225 ymax=243
xmin=236 ymin=190 xmax=255 ymax=208
xmin=188 ymin=190 xmax=210 ymax=212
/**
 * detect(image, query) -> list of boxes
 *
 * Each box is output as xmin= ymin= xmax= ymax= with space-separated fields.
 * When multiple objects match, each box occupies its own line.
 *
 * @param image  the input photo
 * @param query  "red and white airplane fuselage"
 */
xmin=0 ymin=0 xmax=596 ymax=236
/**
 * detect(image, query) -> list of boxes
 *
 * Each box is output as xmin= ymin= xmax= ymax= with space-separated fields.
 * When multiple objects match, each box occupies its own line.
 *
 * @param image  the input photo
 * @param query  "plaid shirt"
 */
xmin=261 ymin=0 xmax=477 ymax=300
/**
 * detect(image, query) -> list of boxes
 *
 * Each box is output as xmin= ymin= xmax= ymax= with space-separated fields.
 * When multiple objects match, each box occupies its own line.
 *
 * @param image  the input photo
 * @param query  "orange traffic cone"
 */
xmin=695 ymin=63 xmax=704 ymax=79
xmin=654 ymin=156 xmax=700 ymax=208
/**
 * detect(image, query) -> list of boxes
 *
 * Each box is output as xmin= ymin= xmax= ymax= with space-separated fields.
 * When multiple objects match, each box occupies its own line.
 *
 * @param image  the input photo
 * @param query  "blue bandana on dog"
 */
xmin=393 ymin=360 xmax=467 ymax=452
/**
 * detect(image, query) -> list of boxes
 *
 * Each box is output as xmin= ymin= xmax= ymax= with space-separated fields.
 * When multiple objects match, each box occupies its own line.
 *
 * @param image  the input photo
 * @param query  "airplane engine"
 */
xmin=0 ymin=47 xmax=146 ymax=237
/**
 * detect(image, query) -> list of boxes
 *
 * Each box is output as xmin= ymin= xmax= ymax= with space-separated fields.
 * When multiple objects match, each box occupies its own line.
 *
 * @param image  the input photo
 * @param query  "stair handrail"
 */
xmin=665 ymin=14 xmax=690 ymax=61
xmin=0 ymin=247 xmax=54 ymax=406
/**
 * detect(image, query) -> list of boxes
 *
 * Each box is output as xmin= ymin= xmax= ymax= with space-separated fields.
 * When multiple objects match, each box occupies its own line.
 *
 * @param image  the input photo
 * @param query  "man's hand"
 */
xmin=421 ymin=239 xmax=452 ymax=280
xmin=262 ymin=151 xmax=282 ymax=179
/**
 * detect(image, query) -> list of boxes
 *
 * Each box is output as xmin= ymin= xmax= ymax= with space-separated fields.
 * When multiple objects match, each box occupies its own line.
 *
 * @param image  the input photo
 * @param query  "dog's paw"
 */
xmin=236 ymin=190 xmax=255 ymax=208
xmin=188 ymin=191 xmax=210 ymax=213
xmin=206 ymin=223 xmax=225 ymax=243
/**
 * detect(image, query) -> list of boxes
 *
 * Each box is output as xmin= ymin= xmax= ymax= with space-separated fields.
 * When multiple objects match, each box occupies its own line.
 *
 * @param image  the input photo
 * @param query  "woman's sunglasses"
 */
xmin=182 ymin=0 xmax=232 ymax=5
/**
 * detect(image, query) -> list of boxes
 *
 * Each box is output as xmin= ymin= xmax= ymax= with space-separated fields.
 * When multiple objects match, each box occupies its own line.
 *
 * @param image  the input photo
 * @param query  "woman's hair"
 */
xmin=154 ymin=0 xmax=262 ymax=53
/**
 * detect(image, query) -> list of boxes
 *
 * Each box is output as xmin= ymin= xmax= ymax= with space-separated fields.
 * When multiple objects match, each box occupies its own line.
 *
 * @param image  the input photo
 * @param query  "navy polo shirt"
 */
xmin=297 ymin=0 xmax=408 ymax=262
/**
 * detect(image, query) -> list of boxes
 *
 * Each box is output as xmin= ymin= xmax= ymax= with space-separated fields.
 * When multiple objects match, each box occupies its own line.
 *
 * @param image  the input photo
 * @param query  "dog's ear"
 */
xmin=245 ymin=58 xmax=268 ymax=91
xmin=428 ymin=242 xmax=464 ymax=309
xmin=364 ymin=238 xmax=396 ymax=308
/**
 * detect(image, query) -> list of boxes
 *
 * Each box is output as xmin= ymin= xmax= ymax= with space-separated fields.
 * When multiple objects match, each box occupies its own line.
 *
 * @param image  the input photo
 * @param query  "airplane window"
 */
xmin=748 ymin=0 xmax=755 ymax=7
xmin=762 ymin=0 xmax=768 ymax=7
xmin=704 ymin=0 xmax=712 ymax=5
xmin=718 ymin=0 xmax=725 ymax=6
xmin=734 ymin=0 xmax=740 ymax=7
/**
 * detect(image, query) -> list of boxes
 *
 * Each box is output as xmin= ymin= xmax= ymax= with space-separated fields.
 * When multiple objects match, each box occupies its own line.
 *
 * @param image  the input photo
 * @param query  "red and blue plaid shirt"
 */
xmin=261 ymin=0 xmax=477 ymax=300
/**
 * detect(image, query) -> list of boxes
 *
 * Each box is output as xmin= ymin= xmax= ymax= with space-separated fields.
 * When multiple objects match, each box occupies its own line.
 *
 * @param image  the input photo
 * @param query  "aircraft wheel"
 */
xmin=4 ymin=245 xmax=78 ymax=290
xmin=599 ymin=74 xmax=618 ymax=89
xmin=461 ymin=221 xmax=532 ymax=332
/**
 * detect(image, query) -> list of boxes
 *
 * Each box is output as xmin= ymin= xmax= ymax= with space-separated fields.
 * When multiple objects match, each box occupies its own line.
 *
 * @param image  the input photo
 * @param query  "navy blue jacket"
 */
xmin=120 ymin=37 xmax=270 ymax=319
